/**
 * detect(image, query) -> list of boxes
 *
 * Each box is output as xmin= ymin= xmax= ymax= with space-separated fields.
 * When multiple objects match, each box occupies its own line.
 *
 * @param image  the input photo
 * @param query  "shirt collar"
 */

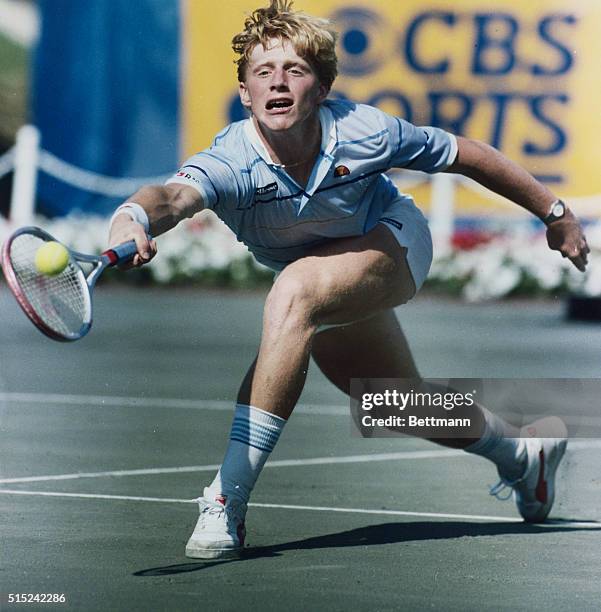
xmin=243 ymin=103 xmax=337 ymax=165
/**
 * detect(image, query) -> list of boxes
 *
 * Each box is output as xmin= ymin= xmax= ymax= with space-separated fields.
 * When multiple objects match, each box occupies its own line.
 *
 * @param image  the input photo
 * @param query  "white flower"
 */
xmin=427 ymin=225 xmax=594 ymax=301
xmin=2 ymin=214 xmax=593 ymax=297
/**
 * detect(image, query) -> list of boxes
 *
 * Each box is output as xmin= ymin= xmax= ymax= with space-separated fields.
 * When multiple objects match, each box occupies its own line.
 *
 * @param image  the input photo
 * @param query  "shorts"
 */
xmin=273 ymin=196 xmax=433 ymax=333
xmin=378 ymin=195 xmax=433 ymax=294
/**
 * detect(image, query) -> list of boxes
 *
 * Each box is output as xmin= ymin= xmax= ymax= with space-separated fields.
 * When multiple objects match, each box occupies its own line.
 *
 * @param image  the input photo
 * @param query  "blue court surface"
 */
xmin=1 ymin=286 xmax=601 ymax=611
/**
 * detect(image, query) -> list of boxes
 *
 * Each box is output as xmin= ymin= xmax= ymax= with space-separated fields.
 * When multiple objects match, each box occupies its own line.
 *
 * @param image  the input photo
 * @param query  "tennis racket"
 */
xmin=1 ymin=226 xmax=144 ymax=342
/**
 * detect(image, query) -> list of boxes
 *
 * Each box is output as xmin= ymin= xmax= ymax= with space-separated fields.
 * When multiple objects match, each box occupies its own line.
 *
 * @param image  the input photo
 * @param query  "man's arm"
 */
xmin=108 ymin=183 xmax=204 ymax=267
xmin=445 ymin=136 xmax=589 ymax=272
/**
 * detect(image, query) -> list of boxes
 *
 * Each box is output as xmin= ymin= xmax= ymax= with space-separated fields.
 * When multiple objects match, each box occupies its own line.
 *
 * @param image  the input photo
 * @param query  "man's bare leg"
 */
xmin=309 ymin=309 xmax=566 ymax=525
xmin=310 ymin=310 xmax=488 ymax=448
xmin=245 ymin=224 xmax=415 ymax=419
xmin=191 ymin=225 xmax=559 ymax=562
xmin=204 ymin=225 xmax=415 ymax=500
xmin=311 ymin=309 xmax=419 ymax=392
xmin=188 ymin=225 xmax=419 ymax=558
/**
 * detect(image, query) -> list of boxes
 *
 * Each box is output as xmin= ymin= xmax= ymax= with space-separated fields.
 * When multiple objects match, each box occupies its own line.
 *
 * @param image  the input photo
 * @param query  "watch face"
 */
xmin=552 ymin=202 xmax=565 ymax=217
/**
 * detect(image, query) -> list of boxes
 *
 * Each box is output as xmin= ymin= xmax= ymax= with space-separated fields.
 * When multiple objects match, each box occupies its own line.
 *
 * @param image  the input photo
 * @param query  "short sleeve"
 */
xmin=387 ymin=116 xmax=458 ymax=173
xmin=165 ymin=150 xmax=244 ymax=210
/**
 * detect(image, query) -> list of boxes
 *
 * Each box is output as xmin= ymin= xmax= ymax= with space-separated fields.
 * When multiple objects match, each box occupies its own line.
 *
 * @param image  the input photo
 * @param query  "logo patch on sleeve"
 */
xmin=334 ymin=165 xmax=350 ymax=177
xmin=255 ymin=182 xmax=278 ymax=197
xmin=175 ymin=171 xmax=200 ymax=185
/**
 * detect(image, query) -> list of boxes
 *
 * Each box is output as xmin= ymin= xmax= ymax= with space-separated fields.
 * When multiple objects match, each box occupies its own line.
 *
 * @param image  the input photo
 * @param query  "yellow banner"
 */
xmin=183 ymin=1 xmax=601 ymax=216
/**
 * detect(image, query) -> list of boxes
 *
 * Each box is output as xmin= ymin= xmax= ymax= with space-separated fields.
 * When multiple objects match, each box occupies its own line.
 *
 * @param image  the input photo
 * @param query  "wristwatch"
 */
xmin=543 ymin=199 xmax=566 ymax=225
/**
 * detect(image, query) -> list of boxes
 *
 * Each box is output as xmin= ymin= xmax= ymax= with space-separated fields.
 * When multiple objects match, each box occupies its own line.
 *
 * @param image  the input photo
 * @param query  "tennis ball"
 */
xmin=34 ymin=241 xmax=70 ymax=276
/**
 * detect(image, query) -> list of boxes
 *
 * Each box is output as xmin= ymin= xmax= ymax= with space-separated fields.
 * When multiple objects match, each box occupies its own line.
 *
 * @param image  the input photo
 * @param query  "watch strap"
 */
xmin=542 ymin=199 xmax=566 ymax=225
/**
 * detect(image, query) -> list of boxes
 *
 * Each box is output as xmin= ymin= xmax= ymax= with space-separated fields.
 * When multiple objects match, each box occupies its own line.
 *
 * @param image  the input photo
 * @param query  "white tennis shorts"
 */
xmin=272 ymin=197 xmax=433 ymax=291
xmin=272 ymin=197 xmax=433 ymax=334
xmin=378 ymin=195 xmax=433 ymax=294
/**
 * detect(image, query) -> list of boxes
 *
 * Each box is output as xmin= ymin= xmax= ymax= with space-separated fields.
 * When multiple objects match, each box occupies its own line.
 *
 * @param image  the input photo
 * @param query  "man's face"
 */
xmin=239 ymin=39 xmax=328 ymax=132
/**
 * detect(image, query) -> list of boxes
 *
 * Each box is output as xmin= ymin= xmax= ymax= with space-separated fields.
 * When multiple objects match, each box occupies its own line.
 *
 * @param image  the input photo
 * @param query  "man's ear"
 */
xmin=239 ymin=82 xmax=252 ymax=109
xmin=316 ymin=83 xmax=329 ymax=104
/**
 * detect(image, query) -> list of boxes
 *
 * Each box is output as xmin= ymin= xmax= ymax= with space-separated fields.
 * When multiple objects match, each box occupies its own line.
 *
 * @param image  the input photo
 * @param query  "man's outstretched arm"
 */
xmin=445 ymin=136 xmax=589 ymax=272
xmin=108 ymin=183 xmax=204 ymax=267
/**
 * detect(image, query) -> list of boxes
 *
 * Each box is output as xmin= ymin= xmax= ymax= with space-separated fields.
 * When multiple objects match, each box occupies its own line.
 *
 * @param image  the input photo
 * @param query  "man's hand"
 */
xmin=546 ymin=210 xmax=590 ymax=272
xmin=108 ymin=214 xmax=157 ymax=269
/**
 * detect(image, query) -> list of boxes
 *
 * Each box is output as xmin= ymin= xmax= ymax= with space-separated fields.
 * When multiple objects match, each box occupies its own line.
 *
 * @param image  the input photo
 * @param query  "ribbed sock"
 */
xmin=206 ymin=404 xmax=286 ymax=502
xmin=464 ymin=407 xmax=527 ymax=481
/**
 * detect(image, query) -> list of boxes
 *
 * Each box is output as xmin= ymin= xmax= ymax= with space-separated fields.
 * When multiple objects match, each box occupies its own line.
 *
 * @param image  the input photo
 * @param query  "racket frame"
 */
xmin=1 ymin=226 xmax=139 ymax=342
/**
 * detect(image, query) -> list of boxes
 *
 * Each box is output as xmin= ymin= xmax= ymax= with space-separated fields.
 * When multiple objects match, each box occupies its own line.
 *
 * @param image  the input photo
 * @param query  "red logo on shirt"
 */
xmin=334 ymin=165 xmax=350 ymax=177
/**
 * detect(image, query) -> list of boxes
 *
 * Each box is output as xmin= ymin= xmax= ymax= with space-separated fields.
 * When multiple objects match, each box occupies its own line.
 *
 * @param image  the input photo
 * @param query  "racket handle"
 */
xmin=103 ymin=239 xmax=143 ymax=266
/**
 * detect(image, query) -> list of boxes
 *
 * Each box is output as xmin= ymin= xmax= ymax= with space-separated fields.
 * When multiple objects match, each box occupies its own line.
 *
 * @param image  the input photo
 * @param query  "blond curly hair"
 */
xmin=232 ymin=0 xmax=338 ymax=90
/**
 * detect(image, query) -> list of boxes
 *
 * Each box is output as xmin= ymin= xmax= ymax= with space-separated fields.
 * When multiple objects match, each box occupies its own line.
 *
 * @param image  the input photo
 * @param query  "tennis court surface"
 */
xmin=2 ymin=287 xmax=601 ymax=611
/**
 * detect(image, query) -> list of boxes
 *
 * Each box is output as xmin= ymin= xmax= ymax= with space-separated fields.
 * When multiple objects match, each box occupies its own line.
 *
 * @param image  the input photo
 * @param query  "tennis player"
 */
xmin=108 ymin=0 xmax=589 ymax=559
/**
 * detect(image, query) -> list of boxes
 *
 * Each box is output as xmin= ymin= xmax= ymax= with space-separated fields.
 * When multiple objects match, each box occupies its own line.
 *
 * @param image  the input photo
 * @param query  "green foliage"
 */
xmin=0 ymin=32 xmax=28 ymax=146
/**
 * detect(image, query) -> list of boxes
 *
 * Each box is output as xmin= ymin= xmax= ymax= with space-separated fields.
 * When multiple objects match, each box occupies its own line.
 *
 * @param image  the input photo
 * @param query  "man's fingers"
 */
xmin=568 ymin=243 xmax=588 ymax=271
xmin=557 ymin=241 xmax=588 ymax=271
xmin=132 ymin=233 xmax=151 ymax=261
xmin=570 ymin=254 xmax=586 ymax=272
xmin=545 ymin=214 xmax=589 ymax=273
xmin=581 ymin=243 xmax=589 ymax=265
xmin=110 ymin=231 xmax=156 ymax=269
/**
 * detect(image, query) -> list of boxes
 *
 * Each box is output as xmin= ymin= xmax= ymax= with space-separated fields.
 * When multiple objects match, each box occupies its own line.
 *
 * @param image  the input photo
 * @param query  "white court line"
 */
xmin=1 ymin=489 xmax=600 ymax=528
xmin=0 ymin=392 xmax=348 ymax=416
xmin=0 ymin=449 xmax=463 ymax=484
xmin=2 ymin=441 xmax=600 ymax=485
xmin=0 ymin=489 xmax=526 ymax=523
xmin=3 ymin=392 xmax=601 ymax=427
xmin=0 ymin=490 xmax=192 ymax=504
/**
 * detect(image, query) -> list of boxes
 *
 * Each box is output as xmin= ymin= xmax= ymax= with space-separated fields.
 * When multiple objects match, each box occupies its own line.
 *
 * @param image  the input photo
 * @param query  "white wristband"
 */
xmin=110 ymin=203 xmax=150 ymax=233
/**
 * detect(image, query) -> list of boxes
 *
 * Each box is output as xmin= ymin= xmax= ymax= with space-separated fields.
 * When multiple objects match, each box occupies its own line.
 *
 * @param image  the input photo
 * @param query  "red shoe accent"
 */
xmin=535 ymin=449 xmax=548 ymax=503
xmin=215 ymin=494 xmax=227 ymax=506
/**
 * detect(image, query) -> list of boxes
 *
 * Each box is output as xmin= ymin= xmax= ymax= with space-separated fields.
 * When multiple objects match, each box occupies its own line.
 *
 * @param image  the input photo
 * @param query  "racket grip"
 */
xmin=104 ymin=239 xmax=143 ymax=266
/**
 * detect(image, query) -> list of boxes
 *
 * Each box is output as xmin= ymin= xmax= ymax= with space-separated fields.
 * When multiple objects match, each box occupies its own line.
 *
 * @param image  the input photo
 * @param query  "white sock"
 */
xmin=206 ymin=404 xmax=286 ymax=503
xmin=464 ymin=407 xmax=527 ymax=482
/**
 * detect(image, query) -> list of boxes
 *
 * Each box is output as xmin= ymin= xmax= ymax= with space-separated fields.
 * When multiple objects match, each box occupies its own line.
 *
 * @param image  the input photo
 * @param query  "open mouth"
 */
xmin=266 ymin=98 xmax=293 ymax=111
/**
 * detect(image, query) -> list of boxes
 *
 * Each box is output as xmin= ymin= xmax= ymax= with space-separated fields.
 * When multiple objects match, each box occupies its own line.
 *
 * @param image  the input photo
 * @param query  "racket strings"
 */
xmin=8 ymin=234 xmax=89 ymax=337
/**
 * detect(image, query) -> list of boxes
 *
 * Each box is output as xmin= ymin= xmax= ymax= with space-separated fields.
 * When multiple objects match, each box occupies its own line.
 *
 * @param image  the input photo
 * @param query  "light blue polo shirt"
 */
xmin=166 ymin=99 xmax=457 ymax=271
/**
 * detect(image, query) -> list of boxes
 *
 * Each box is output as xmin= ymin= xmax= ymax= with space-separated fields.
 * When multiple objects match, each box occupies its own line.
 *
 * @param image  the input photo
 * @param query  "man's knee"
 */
xmin=264 ymin=271 xmax=323 ymax=332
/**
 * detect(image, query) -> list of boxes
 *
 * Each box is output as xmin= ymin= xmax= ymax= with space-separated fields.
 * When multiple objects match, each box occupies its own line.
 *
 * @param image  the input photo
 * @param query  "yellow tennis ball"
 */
xmin=34 ymin=241 xmax=70 ymax=276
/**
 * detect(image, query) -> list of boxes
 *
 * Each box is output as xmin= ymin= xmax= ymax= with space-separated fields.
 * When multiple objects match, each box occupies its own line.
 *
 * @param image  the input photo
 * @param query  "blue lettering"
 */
xmin=227 ymin=86 xmax=570 ymax=168
xmin=368 ymin=90 xmax=413 ymax=122
xmin=472 ymin=13 xmax=519 ymax=75
xmin=523 ymin=94 xmax=569 ymax=155
xmin=428 ymin=92 xmax=473 ymax=134
xmin=404 ymin=12 xmax=455 ymax=74
xmin=532 ymin=15 xmax=576 ymax=76
xmin=487 ymin=93 xmax=514 ymax=149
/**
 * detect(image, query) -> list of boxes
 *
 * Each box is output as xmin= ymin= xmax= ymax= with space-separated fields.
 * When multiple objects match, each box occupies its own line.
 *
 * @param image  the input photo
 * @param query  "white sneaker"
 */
xmin=185 ymin=488 xmax=247 ymax=559
xmin=490 ymin=417 xmax=567 ymax=523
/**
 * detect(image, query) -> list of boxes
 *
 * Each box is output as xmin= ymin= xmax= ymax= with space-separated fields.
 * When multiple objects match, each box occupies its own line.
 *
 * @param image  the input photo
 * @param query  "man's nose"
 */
xmin=270 ymin=67 xmax=289 ymax=90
